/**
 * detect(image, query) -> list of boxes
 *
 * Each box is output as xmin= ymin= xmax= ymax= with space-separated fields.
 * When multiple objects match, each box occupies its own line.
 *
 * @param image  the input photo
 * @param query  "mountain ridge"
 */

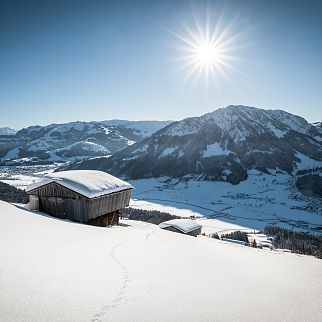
xmin=65 ymin=105 xmax=322 ymax=184
xmin=0 ymin=120 xmax=171 ymax=165
xmin=0 ymin=127 xmax=17 ymax=136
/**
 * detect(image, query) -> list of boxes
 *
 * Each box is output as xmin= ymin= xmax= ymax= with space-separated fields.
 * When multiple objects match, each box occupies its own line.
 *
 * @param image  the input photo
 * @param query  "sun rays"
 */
xmin=166 ymin=8 xmax=245 ymax=89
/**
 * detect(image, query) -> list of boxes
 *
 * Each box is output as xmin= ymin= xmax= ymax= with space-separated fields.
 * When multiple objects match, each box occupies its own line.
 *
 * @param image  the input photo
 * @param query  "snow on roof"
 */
xmin=159 ymin=219 xmax=202 ymax=234
xmin=26 ymin=170 xmax=133 ymax=198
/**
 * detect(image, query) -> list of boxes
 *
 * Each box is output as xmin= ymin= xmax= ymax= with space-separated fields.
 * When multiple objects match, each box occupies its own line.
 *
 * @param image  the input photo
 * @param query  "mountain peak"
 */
xmin=164 ymin=105 xmax=311 ymax=140
xmin=67 ymin=106 xmax=322 ymax=184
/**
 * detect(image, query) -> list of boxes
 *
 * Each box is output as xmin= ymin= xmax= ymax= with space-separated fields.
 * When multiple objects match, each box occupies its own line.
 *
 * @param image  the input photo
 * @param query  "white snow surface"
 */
xmin=294 ymin=151 xmax=322 ymax=171
xmin=264 ymin=121 xmax=286 ymax=138
xmin=0 ymin=127 xmax=17 ymax=135
xmin=123 ymin=120 xmax=172 ymax=137
xmin=54 ymin=141 xmax=110 ymax=154
xmin=26 ymin=170 xmax=133 ymax=198
xmin=102 ymin=120 xmax=172 ymax=137
xmin=164 ymin=118 xmax=200 ymax=136
xmin=3 ymin=147 xmax=20 ymax=160
xmin=1 ymin=201 xmax=322 ymax=322
xmin=268 ymin=109 xmax=310 ymax=134
xmin=130 ymin=199 xmax=203 ymax=218
xmin=2 ymin=166 xmax=322 ymax=234
xmin=159 ymin=219 xmax=202 ymax=233
xmin=159 ymin=147 xmax=177 ymax=158
xmin=124 ymin=144 xmax=149 ymax=160
xmin=203 ymin=142 xmax=231 ymax=157
xmin=128 ymin=173 xmax=322 ymax=233
xmin=163 ymin=105 xmax=315 ymax=142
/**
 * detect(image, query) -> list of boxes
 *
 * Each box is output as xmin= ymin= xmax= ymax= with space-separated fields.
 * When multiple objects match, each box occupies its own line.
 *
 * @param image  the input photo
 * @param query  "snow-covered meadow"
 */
xmin=129 ymin=170 xmax=322 ymax=234
xmin=1 ymin=201 xmax=322 ymax=322
xmin=1 ymin=165 xmax=322 ymax=236
xmin=0 ymin=164 xmax=58 ymax=190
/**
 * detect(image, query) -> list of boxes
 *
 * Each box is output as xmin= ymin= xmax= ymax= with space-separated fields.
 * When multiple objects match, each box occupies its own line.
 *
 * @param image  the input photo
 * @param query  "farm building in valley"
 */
xmin=26 ymin=170 xmax=133 ymax=226
xmin=159 ymin=219 xmax=202 ymax=237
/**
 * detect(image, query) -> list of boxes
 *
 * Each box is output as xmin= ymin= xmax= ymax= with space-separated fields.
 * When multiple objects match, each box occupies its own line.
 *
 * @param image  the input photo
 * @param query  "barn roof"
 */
xmin=159 ymin=219 xmax=202 ymax=234
xmin=26 ymin=170 xmax=134 ymax=198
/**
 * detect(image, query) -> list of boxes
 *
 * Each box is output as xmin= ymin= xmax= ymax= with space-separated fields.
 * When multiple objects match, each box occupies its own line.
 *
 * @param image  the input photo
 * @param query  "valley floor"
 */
xmin=1 ymin=165 xmax=322 ymax=235
xmin=1 ymin=201 xmax=322 ymax=322
xmin=129 ymin=170 xmax=322 ymax=234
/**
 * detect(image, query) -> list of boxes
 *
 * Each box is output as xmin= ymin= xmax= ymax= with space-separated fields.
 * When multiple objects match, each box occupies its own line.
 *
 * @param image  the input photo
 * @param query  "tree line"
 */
xmin=120 ymin=207 xmax=180 ymax=225
xmin=264 ymin=225 xmax=322 ymax=258
xmin=0 ymin=182 xmax=29 ymax=203
xmin=211 ymin=227 xmax=322 ymax=258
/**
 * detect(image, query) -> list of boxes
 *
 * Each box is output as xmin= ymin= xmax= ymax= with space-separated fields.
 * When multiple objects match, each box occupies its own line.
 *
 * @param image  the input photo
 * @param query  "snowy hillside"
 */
xmin=312 ymin=121 xmax=322 ymax=138
xmin=68 ymin=106 xmax=322 ymax=183
xmin=0 ymin=120 xmax=170 ymax=165
xmin=0 ymin=127 xmax=17 ymax=136
xmin=101 ymin=120 xmax=173 ymax=137
xmin=1 ymin=200 xmax=321 ymax=322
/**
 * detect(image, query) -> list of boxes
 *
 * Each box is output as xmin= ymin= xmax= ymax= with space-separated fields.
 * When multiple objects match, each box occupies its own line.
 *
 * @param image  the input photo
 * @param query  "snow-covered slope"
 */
xmin=1 ymin=201 xmax=321 ymax=322
xmin=312 ymin=121 xmax=322 ymax=141
xmin=68 ymin=106 xmax=322 ymax=184
xmin=0 ymin=127 xmax=17 ymax=136
xmin=0 ymin=120 xmax=170 ymax=165
xmin=163 ymin=106 xmax=312 ymax=139
xmin=101 ymin=120 xmax=173 ymax=137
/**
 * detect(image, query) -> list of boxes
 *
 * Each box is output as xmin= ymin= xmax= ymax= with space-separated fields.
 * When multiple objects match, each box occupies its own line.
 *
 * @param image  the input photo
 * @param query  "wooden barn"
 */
xmin=159 ymin=219 xmax=202 ymax=237
xmin=26 ymin=170 xmax=133 ymax=226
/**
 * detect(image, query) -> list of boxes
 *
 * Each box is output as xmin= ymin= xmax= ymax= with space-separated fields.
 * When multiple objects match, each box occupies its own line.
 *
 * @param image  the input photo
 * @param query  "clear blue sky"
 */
xmin=1 ymin=0 xmax=322 ymax=129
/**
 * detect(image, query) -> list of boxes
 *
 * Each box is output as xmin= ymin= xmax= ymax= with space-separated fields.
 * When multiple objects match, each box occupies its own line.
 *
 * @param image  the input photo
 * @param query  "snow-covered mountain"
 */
xmin=101 ymin=119 xmax=173 ymax=137
xmin=312 ymin=121 xmax=322 ymax=134
xmin=0 ymin=120 xmax=171 ymax=165
xmin=0 ymin=127 xmax=17 ymax=136
xmin=67 ymin=106 xmax=322 ymax=184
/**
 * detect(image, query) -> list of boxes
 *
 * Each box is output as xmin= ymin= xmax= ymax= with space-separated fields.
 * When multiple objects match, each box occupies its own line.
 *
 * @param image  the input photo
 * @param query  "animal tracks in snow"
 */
xmin=90 ymin=241 xmax=130 ymax=322
xmin=91 ymin=227 xmax=158 ymax=321
xmin=145 ymin=228 xmax=157 ymax=241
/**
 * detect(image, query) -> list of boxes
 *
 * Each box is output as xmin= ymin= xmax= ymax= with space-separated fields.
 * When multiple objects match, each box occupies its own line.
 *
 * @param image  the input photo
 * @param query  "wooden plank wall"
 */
xmin=29 ymin=183 xmax=80 ymax=199
xmin=28 ymin=183 xmax=132 ymax=223
xmin=38 ymin=196 xmax=86 ymax=222
xmin=87 ymin=190 xmax=132 ymax=220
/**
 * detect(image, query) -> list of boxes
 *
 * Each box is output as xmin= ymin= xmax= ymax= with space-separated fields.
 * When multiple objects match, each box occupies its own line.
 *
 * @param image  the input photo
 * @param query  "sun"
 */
xmin=196 ymin=42 xmax=219 ymax=69
xmin=167 ymin=9 xmax=243 ymax=88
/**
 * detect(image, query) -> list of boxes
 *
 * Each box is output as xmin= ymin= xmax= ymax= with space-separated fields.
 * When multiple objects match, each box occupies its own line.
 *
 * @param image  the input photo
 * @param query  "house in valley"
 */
xmin=26 ymin=170 xmax=133 ymax=226
xmin=159 ymin=219 xmax=202 ymax=237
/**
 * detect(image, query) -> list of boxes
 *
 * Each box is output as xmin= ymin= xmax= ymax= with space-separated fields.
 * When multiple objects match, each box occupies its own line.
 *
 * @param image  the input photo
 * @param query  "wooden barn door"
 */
xmin=39 ymin=197 xmax=67 ymax=219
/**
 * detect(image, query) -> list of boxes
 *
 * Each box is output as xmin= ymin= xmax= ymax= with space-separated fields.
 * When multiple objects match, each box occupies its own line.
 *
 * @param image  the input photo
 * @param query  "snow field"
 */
xmin=1 ymin=201 xmax=322 ymax=322
xmin=129 ymin=171 xmax=322 ymax=233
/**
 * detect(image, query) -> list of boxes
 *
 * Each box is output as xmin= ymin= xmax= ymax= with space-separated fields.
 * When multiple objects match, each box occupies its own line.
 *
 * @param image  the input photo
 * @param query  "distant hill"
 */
xmin=0 ymin=127 xmax=17 ymax=136
xmin=0 ymin=120 xmax=171 ymax=165
xmin=65 ymin=105 xmax=322 ymax=184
